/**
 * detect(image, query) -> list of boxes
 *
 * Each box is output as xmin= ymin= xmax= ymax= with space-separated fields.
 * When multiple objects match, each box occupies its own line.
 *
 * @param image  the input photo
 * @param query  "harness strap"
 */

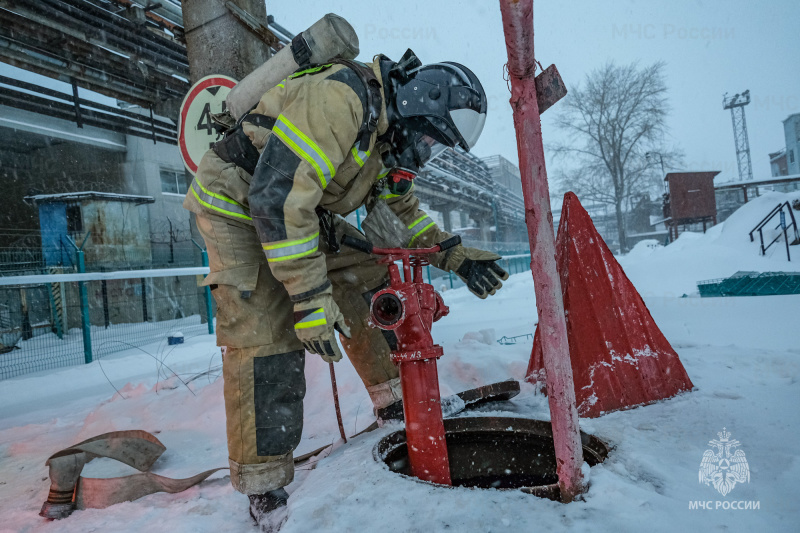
xmin=211 ymin=113 xmax=276 ymax=175
xmin=213 ymin=61 xmax=381 ymax=177
xmin=328 ymin=58 xmax=382 ymax=151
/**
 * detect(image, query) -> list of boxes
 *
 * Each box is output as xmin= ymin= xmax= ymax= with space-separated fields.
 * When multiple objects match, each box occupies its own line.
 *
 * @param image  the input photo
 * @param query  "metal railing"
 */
xmin=748 ymin=201 xmax=799 ymax=259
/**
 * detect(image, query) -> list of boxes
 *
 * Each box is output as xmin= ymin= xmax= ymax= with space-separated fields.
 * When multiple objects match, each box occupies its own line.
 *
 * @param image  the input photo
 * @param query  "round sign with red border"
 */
xmin=178 ymin=75 xmax=238 ymax=175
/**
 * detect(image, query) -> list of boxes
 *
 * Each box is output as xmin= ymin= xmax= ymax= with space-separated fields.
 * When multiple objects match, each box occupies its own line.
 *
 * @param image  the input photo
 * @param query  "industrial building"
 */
xmin=0 ymin=0 xmax=528 ymax=278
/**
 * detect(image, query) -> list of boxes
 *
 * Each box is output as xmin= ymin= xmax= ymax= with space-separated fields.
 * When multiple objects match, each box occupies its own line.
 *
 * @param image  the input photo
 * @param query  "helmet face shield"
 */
xmin=449 ymin=108 xmax=486 ymax=151
xmin=421 ymin=134 xmax=448 ymax=163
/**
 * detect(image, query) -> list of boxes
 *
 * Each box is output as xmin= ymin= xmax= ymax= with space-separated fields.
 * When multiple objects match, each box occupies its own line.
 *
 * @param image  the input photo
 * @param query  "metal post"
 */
xmin=193 ymin=239 xmax=215 ymax=334
xmin=66 ymin=233 xmax=92 ymax=364
xmin=499 ymin=0 xmax=584 ymax=501
xmin=140 ymin=278 xmax=149 ymax=321
xmin=426 ymin=264 xmax=432 ymax=285
xmin=781 ymin=210 xmax=791 ymax=262
xmin=100 ymin=266 xmax=110 ymax=328
xmin=71 ymin=78 xmax=83 ymax=128
xmin=356 ymin=207 xmax=362 ymax=232
xmin=46 ymin=283 xmax=63 ymax=339
xmin=76 ymin=247 xmax=92 ymax=363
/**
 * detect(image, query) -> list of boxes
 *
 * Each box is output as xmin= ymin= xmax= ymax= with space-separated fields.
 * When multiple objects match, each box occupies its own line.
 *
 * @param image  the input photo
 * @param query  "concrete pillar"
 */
xmin=459 ymin=211 xmax=469 ymax=229
xmin=183 ymin=0 xmax=271 ymax=83
xmin=441 ymin=210 xmax=453 ymax=232
xmin=479 ymin=215 xmax=492 ymax=242
xmin=182 ymin=0 xmax=271 ymax=263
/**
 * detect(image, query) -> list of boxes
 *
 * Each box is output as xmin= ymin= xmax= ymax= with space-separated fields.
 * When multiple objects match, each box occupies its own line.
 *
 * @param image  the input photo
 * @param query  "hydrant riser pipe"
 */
xmin=498 ymin=0 xmax=584 ymax=501
xmin=399 ymin=359 xmax=452 ymax=485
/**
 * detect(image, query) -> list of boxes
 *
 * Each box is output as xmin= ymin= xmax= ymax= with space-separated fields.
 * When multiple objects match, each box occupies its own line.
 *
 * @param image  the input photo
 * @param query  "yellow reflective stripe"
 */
xmin=408 ymin=222 xmax=436 ymax=247
xmin=350 ymin=145 xmax=370 ymax=167
xmin=263 ymin=232 xmax=319 ymax=262
xmin=266 ymin=245 xmax=318 ymax=263
xmin=408 ymin=215 xmax=429 ymax=229
xmin=294 ymin=308 xmax=327 ymax=329
xmin=273 ymin=115 xmax=334 ymax=188
xmin=290 ymin=64 xmax=333 ymax=79
xmin=276 ymin=79 xmax=286 ymax=88
xmin=194 ymin=178 xmax=243 ymax=207
xmin=262 ymin=232 xmax=319 ymax=250
xmin=190 ymin=181 xmax=252 ymax=221
xmin=377 ymin=166 xmax=391 ymax=181
xmin=294 ymin=318 xmax=327 ymax=329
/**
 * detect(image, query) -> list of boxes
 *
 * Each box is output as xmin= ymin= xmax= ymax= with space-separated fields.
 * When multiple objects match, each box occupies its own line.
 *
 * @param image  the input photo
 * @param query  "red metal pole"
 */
xmin=498 ymin=0 xmax=584 ymax=501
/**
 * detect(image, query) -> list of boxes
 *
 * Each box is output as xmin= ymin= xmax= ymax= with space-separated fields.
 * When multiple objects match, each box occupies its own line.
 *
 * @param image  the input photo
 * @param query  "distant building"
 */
xmin=0 ymin=83 xmax=194 ymax=271
xmin=713 ymin=112 xmax=800 ymax=222
xmin=661 ymin=171 xmax=720 ymax=241
xmin=482 ymin=155 xmax=523 ymax=197
xmin=24 ymin=192 xmax=155 ymax=270
xmin=783 ymin=113 xmax=800 ymax=176
xmin=770 ymin=149 xmax=788 ymax=177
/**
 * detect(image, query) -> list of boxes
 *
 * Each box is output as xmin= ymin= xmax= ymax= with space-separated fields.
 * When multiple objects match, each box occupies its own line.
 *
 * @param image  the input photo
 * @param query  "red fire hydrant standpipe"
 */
xmin=498 ymin=0 xmax=585 ymax=501
xmin=342 ymin=234 xmax=462 ymax=486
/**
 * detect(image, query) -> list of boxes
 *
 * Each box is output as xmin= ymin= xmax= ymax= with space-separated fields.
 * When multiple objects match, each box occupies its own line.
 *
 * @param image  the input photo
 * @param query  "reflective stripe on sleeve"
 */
xmin=407 ymin=215 xmax=435 ymax=247
xmin=190 ymin=180 xmax=252 ymax=221
xmin=350 ymin=145 xmax=370 ymax=167
xmin=294 ymin=308 xmax=327 ymax=329
xmin=272 ymin=115 xmax=335 ymax=188
xmin=262 ymin=232 xmax=319 ymax=263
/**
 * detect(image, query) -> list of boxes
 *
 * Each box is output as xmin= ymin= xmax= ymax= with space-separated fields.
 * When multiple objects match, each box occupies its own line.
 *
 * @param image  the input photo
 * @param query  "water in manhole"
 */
xmin=374 ymin=417 xmax=609 ymax=499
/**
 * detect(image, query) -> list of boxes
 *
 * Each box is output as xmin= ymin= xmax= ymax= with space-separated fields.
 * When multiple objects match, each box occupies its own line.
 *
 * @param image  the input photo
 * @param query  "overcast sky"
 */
xmin=271 ymin=0 xmax=800 ymax=183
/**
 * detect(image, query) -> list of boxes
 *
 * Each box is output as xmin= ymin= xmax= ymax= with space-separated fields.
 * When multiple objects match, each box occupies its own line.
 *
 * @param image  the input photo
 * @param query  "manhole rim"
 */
xmin=373 ymin=416 xmax=610 ymax=494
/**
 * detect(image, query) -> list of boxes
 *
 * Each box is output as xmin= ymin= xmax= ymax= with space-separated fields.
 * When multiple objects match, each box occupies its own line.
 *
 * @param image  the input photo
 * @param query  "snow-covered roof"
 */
xmin=24 ymin=191 xmax=155 ymax=205
xmin=715 ymin=173 xmax=800 ymax=189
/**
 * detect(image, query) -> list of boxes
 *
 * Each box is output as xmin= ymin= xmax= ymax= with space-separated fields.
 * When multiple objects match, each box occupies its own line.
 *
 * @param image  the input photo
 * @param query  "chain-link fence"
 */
xmin=425 ymin=240 xmax=532 ymax=292
xmin=0 ymin=270 xmax=214 ymax=380
xmin=1 ymin=238 xmax=531 ymax=380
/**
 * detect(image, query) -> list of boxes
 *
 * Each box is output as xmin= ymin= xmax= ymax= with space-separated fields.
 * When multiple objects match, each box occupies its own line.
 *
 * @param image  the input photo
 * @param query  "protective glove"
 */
xmin=293 ymin=290 xmax=351 ymax=363
xmin=442 ymin=245 xmax=509 ymax=299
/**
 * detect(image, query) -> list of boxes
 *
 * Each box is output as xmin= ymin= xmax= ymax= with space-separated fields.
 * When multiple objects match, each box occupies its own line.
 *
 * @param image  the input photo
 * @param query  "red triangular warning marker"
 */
xmin=527 ymin=192 xmax=693 ymax=417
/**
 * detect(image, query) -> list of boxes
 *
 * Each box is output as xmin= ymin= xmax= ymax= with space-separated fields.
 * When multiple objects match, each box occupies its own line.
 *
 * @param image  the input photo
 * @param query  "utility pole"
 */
xmin=723 ymin=90 xmax=753 ymax=181
xmin=182 ymin=0 xmax=271 ymax=83
xmin=181 ymin=1 xmax=272 ymax=323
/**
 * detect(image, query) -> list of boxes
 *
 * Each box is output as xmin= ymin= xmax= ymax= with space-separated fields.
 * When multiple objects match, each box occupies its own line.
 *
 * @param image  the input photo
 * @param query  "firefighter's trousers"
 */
xmin=196 ymin=212 xmax=400 ymax=495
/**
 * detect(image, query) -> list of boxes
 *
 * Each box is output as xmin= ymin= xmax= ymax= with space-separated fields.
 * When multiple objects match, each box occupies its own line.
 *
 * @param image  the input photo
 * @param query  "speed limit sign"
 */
xmin=178 ymin=75 xmax=238 ymax=174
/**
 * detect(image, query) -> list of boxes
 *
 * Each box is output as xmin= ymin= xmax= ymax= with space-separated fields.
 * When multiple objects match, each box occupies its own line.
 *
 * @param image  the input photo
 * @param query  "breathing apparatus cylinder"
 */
xmin=225 ymin=13 xmax=360 ymax=119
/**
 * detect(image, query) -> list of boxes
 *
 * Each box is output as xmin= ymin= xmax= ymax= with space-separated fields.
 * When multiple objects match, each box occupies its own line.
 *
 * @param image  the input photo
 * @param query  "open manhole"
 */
xmin=374 ymin=417 xmax=609 ymax=500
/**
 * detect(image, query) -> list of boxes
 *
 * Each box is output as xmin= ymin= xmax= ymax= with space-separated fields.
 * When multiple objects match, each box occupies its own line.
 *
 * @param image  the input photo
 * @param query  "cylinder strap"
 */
xmin=291 ymin=33 xmax=312 ymax=68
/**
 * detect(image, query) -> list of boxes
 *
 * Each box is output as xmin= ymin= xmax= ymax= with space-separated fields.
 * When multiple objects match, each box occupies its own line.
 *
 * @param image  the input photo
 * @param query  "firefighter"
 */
xmin=183 ymin=48 xmax=507 ymax=529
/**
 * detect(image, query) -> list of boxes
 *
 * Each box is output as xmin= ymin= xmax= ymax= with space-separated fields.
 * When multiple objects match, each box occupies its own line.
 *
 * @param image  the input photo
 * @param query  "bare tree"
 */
xmin=552 ymin=61 xmax=680 ymax=252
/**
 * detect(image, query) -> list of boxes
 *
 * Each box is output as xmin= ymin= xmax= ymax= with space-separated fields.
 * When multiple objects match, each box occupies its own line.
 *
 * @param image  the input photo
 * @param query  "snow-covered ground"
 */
xmin=1 ymin=192 xmax=798 ymax=532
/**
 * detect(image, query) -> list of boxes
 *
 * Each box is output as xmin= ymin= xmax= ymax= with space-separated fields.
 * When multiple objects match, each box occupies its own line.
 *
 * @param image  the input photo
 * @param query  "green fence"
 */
xmin=698 ymin=271 xmax=800 ymax=297
xmin=0 ymin=266 xmax=215 ymax=380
